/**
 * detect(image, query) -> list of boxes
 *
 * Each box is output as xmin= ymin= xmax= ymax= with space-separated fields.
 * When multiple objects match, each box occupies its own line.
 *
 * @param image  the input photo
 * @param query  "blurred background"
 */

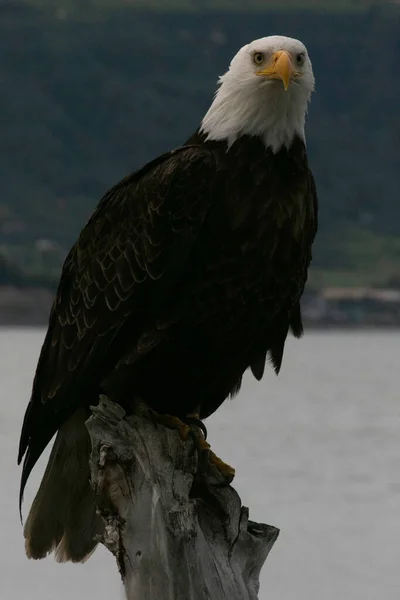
xmin=1 ymin=1 xmax=399 ymax=599
xmin=1 ymin=0 xmax=400 ymax=325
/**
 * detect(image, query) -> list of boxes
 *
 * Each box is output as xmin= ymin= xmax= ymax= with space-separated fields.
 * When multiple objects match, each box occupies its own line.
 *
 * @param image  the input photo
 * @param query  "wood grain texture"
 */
xmin=87 ymin=396 xmax=279 ymax=600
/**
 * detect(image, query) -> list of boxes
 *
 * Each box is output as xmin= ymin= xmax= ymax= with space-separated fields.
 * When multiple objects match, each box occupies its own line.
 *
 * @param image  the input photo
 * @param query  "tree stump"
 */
xmin=86 ymin=396 xmax=279 ymax=600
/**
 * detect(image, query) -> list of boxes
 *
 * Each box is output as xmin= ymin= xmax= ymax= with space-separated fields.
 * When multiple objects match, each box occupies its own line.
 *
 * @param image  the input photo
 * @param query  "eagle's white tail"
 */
xmin=23 ymin=409 xmax=103 ymax=562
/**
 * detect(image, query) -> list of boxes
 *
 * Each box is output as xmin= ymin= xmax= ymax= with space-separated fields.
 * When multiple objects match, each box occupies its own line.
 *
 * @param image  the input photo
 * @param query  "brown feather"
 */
xmin=18 ymin=130 xmax=318 ymax=561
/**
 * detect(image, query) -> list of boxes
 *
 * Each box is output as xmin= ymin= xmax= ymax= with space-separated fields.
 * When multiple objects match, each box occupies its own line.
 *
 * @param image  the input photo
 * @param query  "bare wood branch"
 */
xmin=86 ymin=396 xmax=279 ymax=600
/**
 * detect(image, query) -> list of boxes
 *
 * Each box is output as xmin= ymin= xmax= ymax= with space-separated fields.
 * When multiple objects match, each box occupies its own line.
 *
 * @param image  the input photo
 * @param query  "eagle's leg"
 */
xmin=149 ymin=409 xmax=235 ymax=483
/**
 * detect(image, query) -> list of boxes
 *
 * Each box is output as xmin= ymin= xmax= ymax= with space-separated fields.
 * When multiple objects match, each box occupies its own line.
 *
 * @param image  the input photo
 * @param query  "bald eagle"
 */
xmin=18 ymin=35 xmax=318 ymax=562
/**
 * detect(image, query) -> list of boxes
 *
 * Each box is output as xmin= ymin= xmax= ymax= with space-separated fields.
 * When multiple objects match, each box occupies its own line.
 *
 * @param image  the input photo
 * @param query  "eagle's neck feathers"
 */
xmin=200 ymin=75 xmax=309 ymax=154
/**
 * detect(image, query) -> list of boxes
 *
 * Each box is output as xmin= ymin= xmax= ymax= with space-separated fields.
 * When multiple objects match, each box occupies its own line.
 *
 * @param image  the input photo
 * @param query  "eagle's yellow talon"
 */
xmin=209 ymin=451 xmax=236 ymax=481
xmin=197 ymin=438 xmax=210 ymax=452
xmin=151 ymin=410 xmax=234 ymax=482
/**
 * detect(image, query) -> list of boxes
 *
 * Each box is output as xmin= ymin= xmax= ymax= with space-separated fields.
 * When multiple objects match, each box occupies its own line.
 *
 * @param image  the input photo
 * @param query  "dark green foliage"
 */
xmin=1 ymin=4 xmax=399 ymax=285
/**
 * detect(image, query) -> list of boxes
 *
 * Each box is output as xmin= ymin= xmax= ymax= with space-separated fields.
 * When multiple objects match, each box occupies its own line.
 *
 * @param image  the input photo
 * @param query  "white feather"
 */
xmin=200 ymin=35 xmax=315 ymax=153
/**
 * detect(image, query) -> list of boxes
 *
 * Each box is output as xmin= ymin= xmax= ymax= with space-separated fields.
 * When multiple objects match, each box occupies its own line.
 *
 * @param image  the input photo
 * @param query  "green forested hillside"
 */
xmin=19 ymin=0 xmax=375 ymax=12
xmin=1 ymin=2 xmax=399 ymax=287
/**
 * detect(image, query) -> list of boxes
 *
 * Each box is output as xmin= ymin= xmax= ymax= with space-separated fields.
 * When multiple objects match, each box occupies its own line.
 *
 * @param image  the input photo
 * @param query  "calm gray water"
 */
xmin=1 ymin=328 xmax=399 ymax=599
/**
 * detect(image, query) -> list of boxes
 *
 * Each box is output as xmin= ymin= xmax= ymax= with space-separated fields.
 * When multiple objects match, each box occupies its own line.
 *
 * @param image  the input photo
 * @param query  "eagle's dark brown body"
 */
xmin=18 ymin=131 xmax=317 ymax=561
xmin=102 ymin=132 xmax=317 ymax=420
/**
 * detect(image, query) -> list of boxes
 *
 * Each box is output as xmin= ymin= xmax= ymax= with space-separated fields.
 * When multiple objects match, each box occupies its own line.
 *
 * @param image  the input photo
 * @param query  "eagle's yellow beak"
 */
xmin=256 ymin=50 xmax=295 ymax=91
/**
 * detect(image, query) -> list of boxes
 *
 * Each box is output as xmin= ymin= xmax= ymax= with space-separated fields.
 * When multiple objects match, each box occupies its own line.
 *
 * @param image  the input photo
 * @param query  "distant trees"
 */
xmin=1 ymin=5 xmax=399 ymax=286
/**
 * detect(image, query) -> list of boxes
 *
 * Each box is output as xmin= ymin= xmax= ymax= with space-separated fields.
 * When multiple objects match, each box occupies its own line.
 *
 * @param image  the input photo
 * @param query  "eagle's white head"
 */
xmin=200 ymin=35 xmax=315 ymax=153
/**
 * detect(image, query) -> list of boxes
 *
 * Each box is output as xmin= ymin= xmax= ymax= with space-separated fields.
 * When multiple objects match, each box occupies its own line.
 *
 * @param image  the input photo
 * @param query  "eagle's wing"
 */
xmin=251 ymin=165 xmax=318 ymax=380
xmin=288 ymin=167 xmax=318 ymax=336
xmin=18 ymin=145 xmax=219 ymax=504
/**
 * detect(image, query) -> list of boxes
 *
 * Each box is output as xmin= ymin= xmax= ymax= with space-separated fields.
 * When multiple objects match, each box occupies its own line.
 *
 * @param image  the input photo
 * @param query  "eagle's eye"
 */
xmin=296 ymin=52 xmax=305 ymax=66
xmin=252 ymin=52 xmax=264 ymax=66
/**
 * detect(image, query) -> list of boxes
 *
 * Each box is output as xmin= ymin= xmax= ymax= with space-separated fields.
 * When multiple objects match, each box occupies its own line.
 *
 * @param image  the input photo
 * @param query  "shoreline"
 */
xmin=0 ymin=285 xmax=53 ymax=327
xmin=1 ymin=285 xmax=399 ymax=329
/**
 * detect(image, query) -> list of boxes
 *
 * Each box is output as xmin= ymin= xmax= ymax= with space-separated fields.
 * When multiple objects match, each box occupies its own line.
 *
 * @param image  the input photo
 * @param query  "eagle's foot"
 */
xmin=148 ymin=409 xmax=235 ymax=484
xmin=209 ymin=450 xmax=236 ymax=483
xmin=181 ymin=415 xmax=208 ymax=440
xmin=189 ymin=429 xmax=235 ymax=484
xmin=149 ymin=411 xmax=191 ymax=441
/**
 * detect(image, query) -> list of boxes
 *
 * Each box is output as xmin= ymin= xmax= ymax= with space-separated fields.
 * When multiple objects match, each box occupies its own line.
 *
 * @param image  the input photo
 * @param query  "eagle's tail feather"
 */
xmin=23 ymin=409 xmax=103 ymax=563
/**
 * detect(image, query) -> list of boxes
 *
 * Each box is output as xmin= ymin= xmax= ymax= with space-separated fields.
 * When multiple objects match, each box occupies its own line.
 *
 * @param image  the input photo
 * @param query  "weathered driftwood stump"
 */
xmin=86 ymin=396 xmax=279 ymax=600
